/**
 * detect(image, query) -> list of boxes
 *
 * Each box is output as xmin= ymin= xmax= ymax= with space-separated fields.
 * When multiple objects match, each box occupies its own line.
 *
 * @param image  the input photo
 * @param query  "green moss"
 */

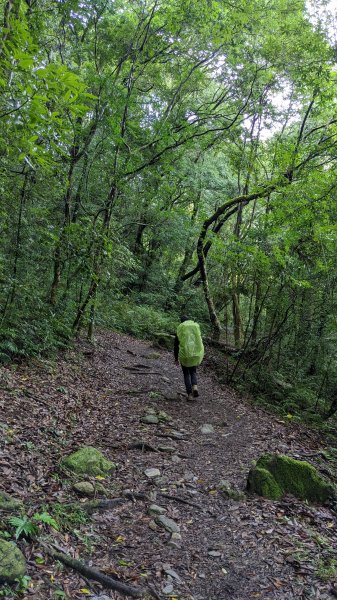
xmin=248 ymin=454 xmax=336 ymax=503
xmin=0 ymin=539 xmax=26 ymax=583
xmin=61 ymin=447 xmax=115 ymax=477
xmin=247 ymin=466 xmax=283 ymax=500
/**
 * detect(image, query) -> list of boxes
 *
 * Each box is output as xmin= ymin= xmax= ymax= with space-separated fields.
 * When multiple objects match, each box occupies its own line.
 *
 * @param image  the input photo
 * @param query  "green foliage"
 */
xmin=8 ymin=512 xmax=58 ymax=540
xmin=51 ymin=503 xmax=88 ymax=531
xmin=0 ymin=0 xmax=336 ymax=429
xmin=101 ymin=300 xmax=178 ymax=340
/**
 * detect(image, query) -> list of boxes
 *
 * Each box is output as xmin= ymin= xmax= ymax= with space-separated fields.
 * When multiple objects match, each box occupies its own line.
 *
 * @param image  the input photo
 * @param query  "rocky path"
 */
xmin=0 ymin=331 xmax=336 ymax=599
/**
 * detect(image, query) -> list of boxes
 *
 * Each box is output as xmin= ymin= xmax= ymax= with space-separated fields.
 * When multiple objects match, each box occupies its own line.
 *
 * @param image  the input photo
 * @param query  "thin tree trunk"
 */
xmin=197 ymin=239 xmax=221 ymax=339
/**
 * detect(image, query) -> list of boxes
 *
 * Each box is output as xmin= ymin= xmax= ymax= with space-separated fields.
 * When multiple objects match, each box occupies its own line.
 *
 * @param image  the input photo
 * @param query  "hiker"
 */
xmin=174 ymin=316 xmax=204 ymax=401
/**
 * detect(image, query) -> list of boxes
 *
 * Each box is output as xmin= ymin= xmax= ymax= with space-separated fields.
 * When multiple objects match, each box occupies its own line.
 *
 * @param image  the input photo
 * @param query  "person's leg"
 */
xmin=181 ymin=365 xmax=192 ymax=396
xmin=190 ymin=366 xmax=199 ymax=397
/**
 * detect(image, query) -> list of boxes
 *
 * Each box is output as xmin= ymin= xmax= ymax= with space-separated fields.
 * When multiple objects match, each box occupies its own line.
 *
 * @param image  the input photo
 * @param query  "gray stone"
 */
xmin=200 ymin=424 xmax=215 ymax=434
xmin=149 ymin=520 xmax=158 ymax=531
xmin=163 ymin=566 xmax=181 ymax=581
xmin=145 ymin=468 xmax=161 ymax=478
xmin=0 ymin=539 xmax=27 ymax=583
xmin=155 ymin=515 xmax=180 ymax=533
xmin=141 ymin=415 xmax=159 ymax=424
xmin=73 ymin=481 xmax=95 ymax=496
xmin=171 ymin=455 xmax=181 ymax=464
xmin=170 ymin=430 xmax=184 ymax=439
xmin=149 ymin=504 xmax=167 ymax=515
xmin=158 ymin=446 xmax=176 ymax=453
xmin=208 ymin=550 xmax=221 ymax=557
xmin=162 ymin=584 xmax=174 ymax=595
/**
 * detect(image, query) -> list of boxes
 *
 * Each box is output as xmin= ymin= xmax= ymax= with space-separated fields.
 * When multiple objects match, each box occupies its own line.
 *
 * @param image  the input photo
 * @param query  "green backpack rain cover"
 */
xmin=177 ymin=320 xmax=204 ymax=367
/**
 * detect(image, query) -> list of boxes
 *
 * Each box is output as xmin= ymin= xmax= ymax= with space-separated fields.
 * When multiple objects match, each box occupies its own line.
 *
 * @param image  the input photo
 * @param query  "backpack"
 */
xmin=176 ymin=320 xmax=204 ymax=367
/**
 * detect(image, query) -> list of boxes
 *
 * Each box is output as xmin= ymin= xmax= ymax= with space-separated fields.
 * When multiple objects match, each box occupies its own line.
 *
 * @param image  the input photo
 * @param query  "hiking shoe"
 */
xmin=187 ymin=393 xmax=194 ymax=402
xmin=192 ymin=385 xmax=199 ymax=398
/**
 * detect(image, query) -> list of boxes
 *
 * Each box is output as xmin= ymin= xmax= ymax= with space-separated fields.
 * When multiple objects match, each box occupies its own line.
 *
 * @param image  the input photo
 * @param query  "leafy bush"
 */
xmin=98 ymin=299 xmax=178 ymax=340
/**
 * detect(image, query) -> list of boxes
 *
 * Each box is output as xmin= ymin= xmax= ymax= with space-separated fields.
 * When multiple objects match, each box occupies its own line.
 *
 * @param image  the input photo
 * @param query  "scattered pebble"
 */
xmin=162 ymin=584 xmax=174 ymax=594
xmin=149 ymin=504 xmax=167 ymax=515
xmin=145 ymin=468 xmax=161 ymax=478
xmin=200 ymin=424 xmax=215 ymax=434
xmin=141 ymin=415 xmax=159 ymax=424
xmin=155 ymin=515 xmax=180 ymax=533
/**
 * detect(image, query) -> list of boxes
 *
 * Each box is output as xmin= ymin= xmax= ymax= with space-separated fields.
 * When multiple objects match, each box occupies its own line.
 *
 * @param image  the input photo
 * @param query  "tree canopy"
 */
xmin=1 ymin=0 xmax=337 ymax=420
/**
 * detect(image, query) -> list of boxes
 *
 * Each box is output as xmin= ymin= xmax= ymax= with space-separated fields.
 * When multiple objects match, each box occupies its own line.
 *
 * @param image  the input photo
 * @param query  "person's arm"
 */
xmin=174 ymin=334 xmax=179 ymax=362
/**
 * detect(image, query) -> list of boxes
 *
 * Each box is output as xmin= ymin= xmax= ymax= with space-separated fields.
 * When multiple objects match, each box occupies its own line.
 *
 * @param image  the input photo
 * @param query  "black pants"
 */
xmin=181 ymin=365 xmax=197 ymax=394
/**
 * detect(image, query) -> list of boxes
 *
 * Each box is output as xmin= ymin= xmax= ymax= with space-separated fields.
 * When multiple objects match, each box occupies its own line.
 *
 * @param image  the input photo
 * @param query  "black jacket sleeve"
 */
xmin=174 ymin=334 xmax=179 ymax=361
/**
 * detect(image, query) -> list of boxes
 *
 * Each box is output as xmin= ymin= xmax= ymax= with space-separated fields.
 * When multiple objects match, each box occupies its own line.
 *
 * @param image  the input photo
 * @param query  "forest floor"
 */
xmin=0 ymin=330 xmax=337 ymax=600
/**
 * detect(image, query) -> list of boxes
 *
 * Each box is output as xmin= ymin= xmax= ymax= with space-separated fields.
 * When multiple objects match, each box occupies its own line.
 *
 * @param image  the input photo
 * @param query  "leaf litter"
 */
xmin=0 ymin=330 xmax=336 ymax=599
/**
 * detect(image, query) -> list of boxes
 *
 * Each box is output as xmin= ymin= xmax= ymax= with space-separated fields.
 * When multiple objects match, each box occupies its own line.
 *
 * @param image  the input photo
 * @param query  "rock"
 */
xmin=163 ymin=565 xmax=181 ymax=581
xmin=62 ymin=447 xmax=115 ymax=477
xmin=155 ymin=515 xmax=180 ymax=533
xmin=168 ymin=532 xmax=182 ymax=548
xmin=0 ymin=491 xmax=22 ymax=512
xmin=0 ymin=539 xmax=27 ymax=583
xmin=247 ymin=454 xmax=336 ymax=502
xmin=73 ymin=482 xmax=95 ymax=496
xmin=170 ymin=430 xmax=184 ymax=439
xmin=145 ymin=407 xmax=156 ymax=414
xmin=219 ymin=480 xmax=246 ymax=501
xmin=158 ymin=446 xmax=176 ymax=453
xmin=145 ymin=468 xmax=161 ymax=478
xmin=149 ymin=504 xmax=167 ymax=515
xmin=153 ymin=476 xmax=169 ymax=487
xmin=171 ymin=455 xmax=181 ymax=464
xmin=141 ymin=415 xmax=159 ymax=424
xmin=162 ymin=584 xmax=174 ymax=594
xmin=183 ymin=471 xmax=196 ymax=482
xmin=200 ymin=424 xmax=214 ymax=434
xmin=208 ymin=550 xmax=221 ymax=557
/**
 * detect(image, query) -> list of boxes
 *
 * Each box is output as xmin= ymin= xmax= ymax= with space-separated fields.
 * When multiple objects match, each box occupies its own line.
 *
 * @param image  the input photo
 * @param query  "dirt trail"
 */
xmin=0 ymin=331 xmax=336 ymax=599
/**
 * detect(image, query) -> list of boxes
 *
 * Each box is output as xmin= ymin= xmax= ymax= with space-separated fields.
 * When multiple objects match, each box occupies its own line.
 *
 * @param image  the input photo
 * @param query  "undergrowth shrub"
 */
xmin=97 ymin=299 xmax=178 ymax=340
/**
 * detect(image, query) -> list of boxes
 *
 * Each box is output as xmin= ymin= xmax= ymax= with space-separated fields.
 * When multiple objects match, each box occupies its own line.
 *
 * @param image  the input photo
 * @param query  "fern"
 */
xmin=8 ymin=516 xmax=37 ymax=540
xmin=8 ymin=511 xmax=58 ymax=539
xmin=33 ymin=512 xmax=58 ymax=530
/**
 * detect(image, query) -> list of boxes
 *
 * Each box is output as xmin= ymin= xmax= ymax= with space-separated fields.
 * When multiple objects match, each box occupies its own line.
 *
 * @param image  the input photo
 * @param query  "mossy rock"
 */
xmin=247 ymin=454 xmax=336 ymax=503
xmin=0 ymin=492 xmax=22 ymax=512
xmin=0 ymin=539 xmax=27 ymax=583
xmin=62 ymin=447 xmax=116 ymax=477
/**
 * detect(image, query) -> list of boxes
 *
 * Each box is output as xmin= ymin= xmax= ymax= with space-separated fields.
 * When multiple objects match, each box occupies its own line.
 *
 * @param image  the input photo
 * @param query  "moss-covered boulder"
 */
xmin=247 ymin=454 xmax=336 ymax=503
xmin=62 ymin=447 xmax=115 ymax=477
xmin=0 ymin=491 xmax=22 ymax=512
xmin=0 ymin=539 xmax=26 ymax=583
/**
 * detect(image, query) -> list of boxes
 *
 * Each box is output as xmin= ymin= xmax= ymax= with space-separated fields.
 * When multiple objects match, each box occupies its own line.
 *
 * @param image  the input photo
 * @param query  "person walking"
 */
xmin=174 ymin=316 xmax=204 ymax=401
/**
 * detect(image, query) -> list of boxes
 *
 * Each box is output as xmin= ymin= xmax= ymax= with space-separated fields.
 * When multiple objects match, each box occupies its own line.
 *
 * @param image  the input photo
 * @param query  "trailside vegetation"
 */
xmin=1 ymin=0 xmax=337 ymax=424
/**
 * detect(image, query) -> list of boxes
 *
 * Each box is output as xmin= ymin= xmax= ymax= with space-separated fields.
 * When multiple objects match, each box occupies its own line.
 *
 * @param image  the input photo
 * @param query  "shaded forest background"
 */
xmin=1 ymin=0 xmax=337 ymax=425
